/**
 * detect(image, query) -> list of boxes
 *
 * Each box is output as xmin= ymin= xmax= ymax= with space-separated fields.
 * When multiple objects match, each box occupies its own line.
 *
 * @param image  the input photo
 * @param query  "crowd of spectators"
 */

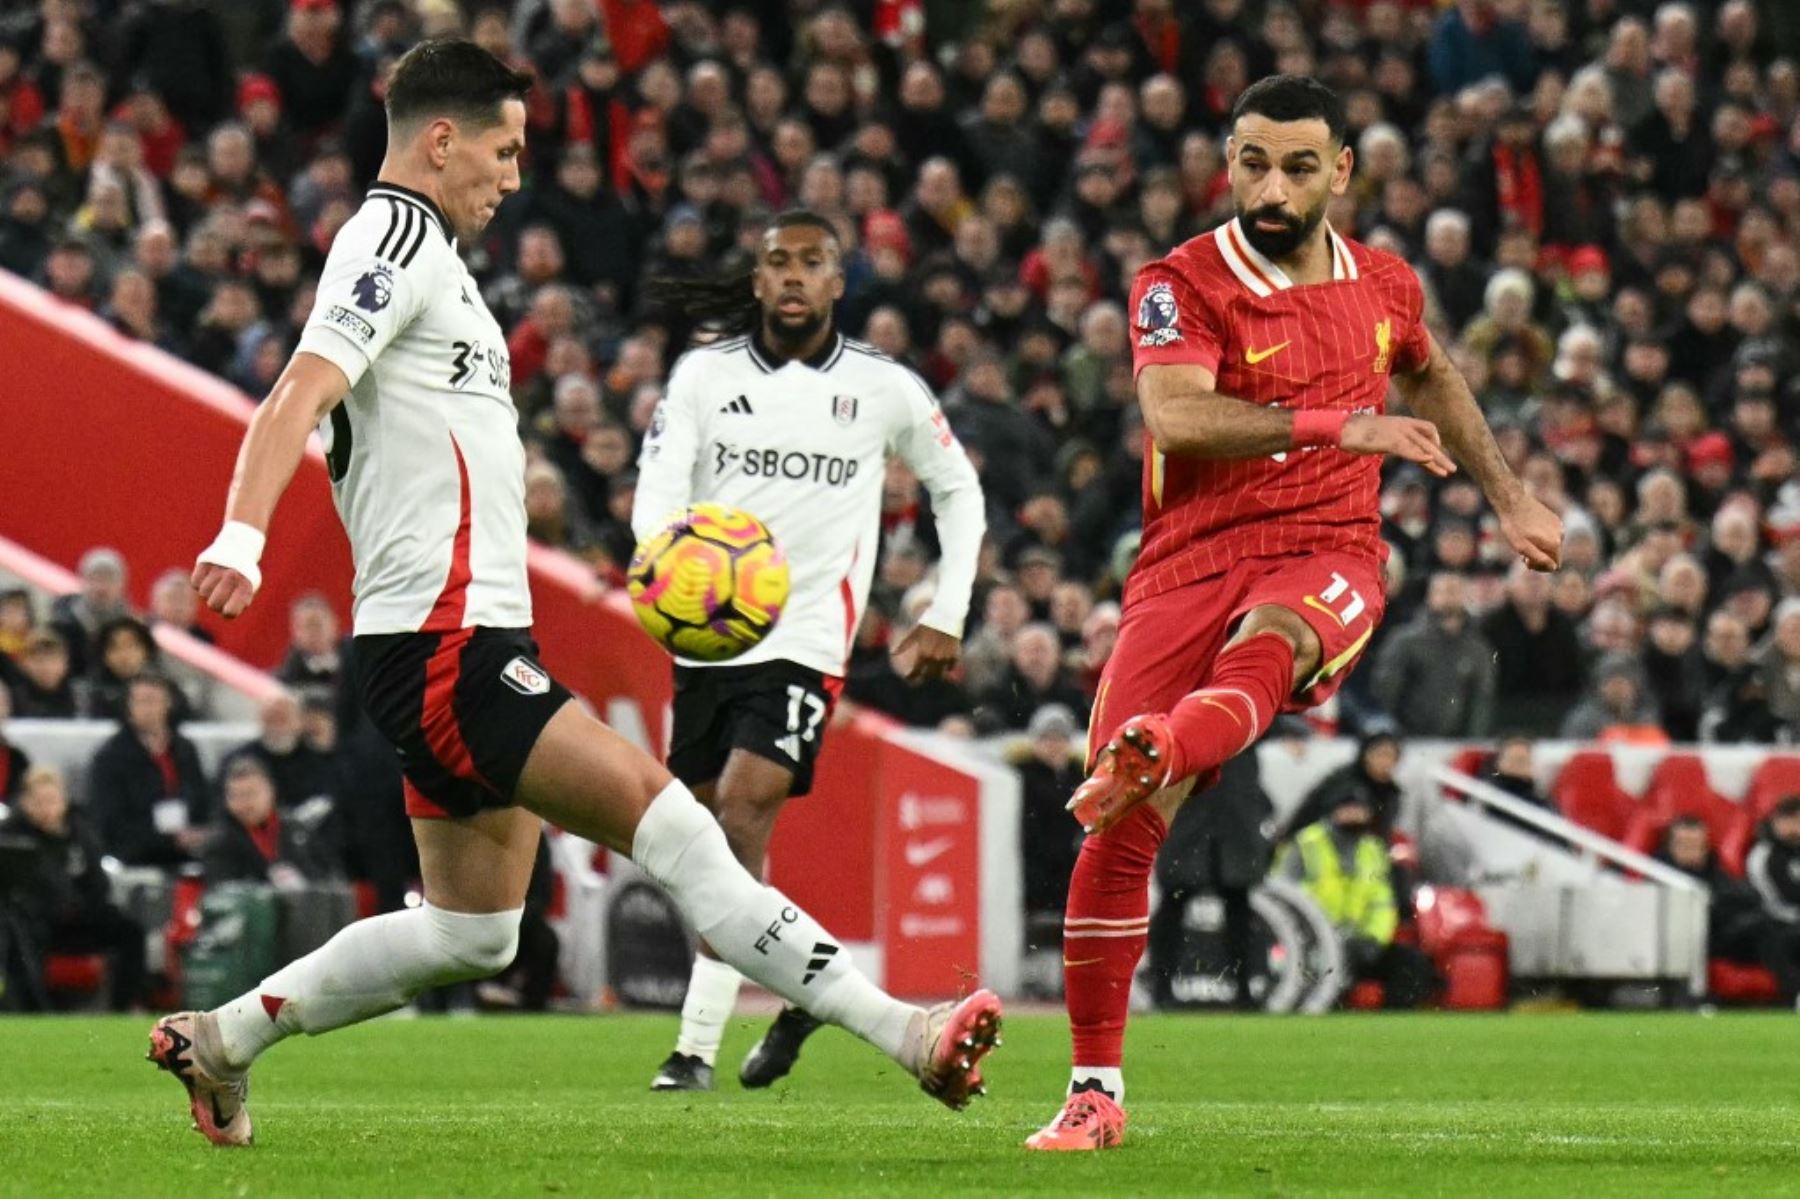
xmin=2 ymin=0 xmax=1800 ymax=838
xmin=0 ymin=554 xmax=424 ymax=1008
xmin=6 ymin=0 xmax=1799 ymax=749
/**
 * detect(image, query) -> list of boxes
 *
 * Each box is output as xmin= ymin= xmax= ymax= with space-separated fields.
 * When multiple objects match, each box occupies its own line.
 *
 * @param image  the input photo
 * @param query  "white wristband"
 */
xmin=196 ymin=521 xmax=266 ymax=593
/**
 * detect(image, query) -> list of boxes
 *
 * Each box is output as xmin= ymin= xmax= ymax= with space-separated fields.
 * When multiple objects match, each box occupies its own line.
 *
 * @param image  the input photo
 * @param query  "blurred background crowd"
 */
xmin=3 ymin=2 xmax=1800 ymax=748
xmin=5 ymin=0 xmax=1800 ymax=751
xmin=3 ymin=0 xmax=1800 ymax=1007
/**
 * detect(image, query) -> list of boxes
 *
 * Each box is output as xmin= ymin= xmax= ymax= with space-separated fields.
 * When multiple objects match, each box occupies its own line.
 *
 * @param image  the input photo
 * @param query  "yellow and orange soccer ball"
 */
xmin=627 ymin=503 xmax=790 ymax=661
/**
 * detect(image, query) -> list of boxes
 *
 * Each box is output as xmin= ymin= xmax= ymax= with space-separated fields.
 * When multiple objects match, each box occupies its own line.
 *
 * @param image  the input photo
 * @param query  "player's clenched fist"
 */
xmin=192 ymin=521 xmax=265 ymax=618
xmin=1341 ymin=413 xmax=1458 ymax=478
xmin=191 ymin=562 xmax=256 ymax=618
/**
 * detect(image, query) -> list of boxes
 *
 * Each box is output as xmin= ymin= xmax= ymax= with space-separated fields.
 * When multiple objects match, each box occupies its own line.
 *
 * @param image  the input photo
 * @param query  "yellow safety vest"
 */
xmin=1289 ymin=824 xmax=1397 ymax=945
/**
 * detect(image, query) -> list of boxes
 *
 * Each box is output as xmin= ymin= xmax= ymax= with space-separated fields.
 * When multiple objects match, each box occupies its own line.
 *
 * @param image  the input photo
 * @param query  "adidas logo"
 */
xmin=802 ymin=941 xmax=839 ymax=985
xmin=774 ymin=733 xmax=802 ymax=762
xmin=719 ymin=395 xmax=754 ymax=415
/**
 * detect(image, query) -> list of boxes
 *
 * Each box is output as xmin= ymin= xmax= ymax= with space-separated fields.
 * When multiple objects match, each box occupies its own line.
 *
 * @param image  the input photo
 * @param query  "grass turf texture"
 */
xmin=5 ymin=1012 xmax=1798 ymax=1196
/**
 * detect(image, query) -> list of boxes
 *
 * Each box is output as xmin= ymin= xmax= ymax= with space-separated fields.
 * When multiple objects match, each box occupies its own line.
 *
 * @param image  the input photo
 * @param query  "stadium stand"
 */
xmin=1623 ymin=751 xmax=1744 ymax=867
xmin=1551 ymin=748 xmax=1639 ymax=840
xmin=3 ymin=0 xmax=1800 ymax=1012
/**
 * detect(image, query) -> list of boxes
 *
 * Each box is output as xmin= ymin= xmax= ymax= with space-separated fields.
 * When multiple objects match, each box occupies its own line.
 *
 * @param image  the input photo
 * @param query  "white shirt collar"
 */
xmin=1213 ymin=218 xmax=1359 ymax=296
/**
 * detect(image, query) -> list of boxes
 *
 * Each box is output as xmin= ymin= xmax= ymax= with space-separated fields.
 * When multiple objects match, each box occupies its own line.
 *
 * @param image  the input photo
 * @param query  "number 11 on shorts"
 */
xmin=1305 ymin=571 xmax=1366 ymax=628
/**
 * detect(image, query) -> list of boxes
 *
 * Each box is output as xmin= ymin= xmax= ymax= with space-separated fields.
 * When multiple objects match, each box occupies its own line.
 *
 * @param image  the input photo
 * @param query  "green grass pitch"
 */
xmin=6 ymin=1011 xmax=1798 ymax=1196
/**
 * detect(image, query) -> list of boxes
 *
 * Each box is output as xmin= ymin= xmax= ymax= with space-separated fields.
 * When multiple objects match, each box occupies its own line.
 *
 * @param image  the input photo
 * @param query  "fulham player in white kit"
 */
xmin=633 ymin=213 xmax=986 ymax=1091
xmin=149 ymin=40 xmax=1000 ymax=1147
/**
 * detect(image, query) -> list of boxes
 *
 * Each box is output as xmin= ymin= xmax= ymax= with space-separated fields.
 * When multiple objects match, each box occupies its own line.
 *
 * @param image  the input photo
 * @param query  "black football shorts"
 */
xmin=668 ymin=660 xmax=842 ymax=798
xmin=354 ymin=626 xmax=574 ymax=819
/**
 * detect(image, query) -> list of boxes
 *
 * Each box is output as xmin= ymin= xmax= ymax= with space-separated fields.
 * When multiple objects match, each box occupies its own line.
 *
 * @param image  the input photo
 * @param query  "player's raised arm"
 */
xmin=631 ymin=353 xmax=704 ymax=545
xmin=1391 ymin=331 xmax=1563 ymax=571
xmin=190 ymin=353 xmax=353 ymax=618
xmin=1129 ymin=266 xmax=1457 ymax=474
xmin=889 ymin=370 xmax=986 ymax=680
xmin=194 ymin=198 xmax=435 ymax=617
xmin=1136 ymin=361 xmax=1457 ymax=476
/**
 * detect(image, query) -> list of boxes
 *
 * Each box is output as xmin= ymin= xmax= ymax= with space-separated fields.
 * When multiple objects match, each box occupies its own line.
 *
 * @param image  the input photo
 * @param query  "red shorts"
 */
xmin=1088 ymin=552 xmax=1386 ymax=768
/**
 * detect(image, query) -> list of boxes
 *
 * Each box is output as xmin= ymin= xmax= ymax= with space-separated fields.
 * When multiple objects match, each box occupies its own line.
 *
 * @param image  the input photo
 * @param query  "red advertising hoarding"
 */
xmin=0 ymin=271 xmax=994 ymax=997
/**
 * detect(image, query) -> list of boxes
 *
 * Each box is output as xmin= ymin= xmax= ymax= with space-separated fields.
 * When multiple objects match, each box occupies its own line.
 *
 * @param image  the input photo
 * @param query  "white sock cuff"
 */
xmin=423 ymin=903 xmax=524 ymax=975
xmin=689 ymin=954 xmax=743 ymax=992
xmin=676 ymin=956 xmax=744 ymax=1064
xmin=632 ymin=781 xmax=714 ymax=880
xmin=631 ymin=782 xmax=745 ymax=941
xmin=1071 ymin=1066 xmax=1125 ymax=1103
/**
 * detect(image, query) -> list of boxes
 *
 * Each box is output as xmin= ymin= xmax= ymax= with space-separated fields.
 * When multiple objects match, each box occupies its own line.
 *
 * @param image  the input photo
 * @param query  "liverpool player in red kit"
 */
xmin=1026 ymin=76 xmax=1563 ymax=1151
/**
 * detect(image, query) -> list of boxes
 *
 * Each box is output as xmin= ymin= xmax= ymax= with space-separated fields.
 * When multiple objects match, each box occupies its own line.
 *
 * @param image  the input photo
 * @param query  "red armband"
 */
xmin=1291 ymin=409 xmax=1348 ymax=450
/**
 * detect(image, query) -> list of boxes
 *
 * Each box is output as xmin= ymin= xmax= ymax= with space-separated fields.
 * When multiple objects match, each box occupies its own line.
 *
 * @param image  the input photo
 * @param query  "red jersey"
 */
xmin=1125 ymin=217 xmax=1431 ymax=604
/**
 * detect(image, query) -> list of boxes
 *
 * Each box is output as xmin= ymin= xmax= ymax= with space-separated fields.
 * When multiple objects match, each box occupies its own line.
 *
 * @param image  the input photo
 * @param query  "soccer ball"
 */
xmin=627 ymin=503 xmax=790 ymax=662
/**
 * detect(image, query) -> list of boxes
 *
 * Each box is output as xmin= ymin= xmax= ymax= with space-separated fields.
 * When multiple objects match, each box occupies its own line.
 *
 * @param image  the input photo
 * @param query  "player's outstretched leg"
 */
xmin=147 ymin=801 xmax=533 ymax=1149
xmin=1070 ymin=629 xmax=1296 ymax=833
xmin=521 ymin=704 xmax=1001 ymax=1109
xmin=148 ymin=897 xmax=527 ymax=1145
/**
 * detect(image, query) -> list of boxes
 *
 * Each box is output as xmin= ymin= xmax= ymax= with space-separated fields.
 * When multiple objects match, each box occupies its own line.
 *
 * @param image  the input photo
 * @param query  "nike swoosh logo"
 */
xmin=905 ymin=837 xmax=954 ymax=867
xmin=1302 ymin=594 xmax=1347 ymax=628
xmin=1245 ymin=341 xmax=1290 ymax=365
xmin=1062 ymin=957 xmax=1105 ymax=968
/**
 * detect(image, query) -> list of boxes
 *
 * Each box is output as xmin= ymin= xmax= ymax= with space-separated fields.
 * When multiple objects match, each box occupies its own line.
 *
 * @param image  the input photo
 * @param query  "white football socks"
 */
xmin=674 ymin=955 xmax=743 ymax=1065
xmin=1070 ymin=1067 xmax=1125 ymax=1103
xmin=632 ymin=781 xmax=920 ymax=1064
xmin=213 ymin=904 xmax=522 ymax=1071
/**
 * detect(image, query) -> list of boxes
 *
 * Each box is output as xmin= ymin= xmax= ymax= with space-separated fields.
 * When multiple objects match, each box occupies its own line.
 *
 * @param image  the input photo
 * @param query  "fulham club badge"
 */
xmin=832 ymin=395 xmax=859 ymax=425
xmin=500 ymin=656 xmax=551 ymax=696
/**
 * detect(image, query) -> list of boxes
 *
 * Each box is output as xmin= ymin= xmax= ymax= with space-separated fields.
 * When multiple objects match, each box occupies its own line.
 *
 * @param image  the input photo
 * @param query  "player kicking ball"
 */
xmin=1025 ymin=75 xmax=1562 ymax=1151
xmin=149 ymin=39 xmax=999 ymax=1148
xmin=633 ymin=212 xmax=987 ymax=1092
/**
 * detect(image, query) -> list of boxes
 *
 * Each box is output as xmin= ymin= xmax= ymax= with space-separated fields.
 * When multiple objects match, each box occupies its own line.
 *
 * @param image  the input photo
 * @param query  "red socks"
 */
xmin=1062 ymin=632 xmax=1295 ymax=1073
xmin=1164 ymin=632 xmax=1294 ymax=782
xmin=1063 ymin=803 xmax=1168 ymax=1068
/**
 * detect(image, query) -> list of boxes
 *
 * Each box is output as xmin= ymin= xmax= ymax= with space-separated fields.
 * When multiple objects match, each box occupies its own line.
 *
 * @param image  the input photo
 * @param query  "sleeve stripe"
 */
xmin=392 ymin=204 xmax=416 ymax=265
xmin=843 ymin=340 xmax=897 ymax=364
xmin=401 ymin=206 xmax=429 ymax=267
xmin=374 ymin=199 xmax=401 ymax=261
xmin=899 ymin=364 xmax=939 ymax=408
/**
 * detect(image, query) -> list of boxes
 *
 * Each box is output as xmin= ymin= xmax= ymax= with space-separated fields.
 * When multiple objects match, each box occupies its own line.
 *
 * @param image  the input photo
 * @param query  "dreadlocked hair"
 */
xmin=642 ymin=265 xmax=760 ymax=335
xmin=644 ymin=209 xmax=841 ymax=339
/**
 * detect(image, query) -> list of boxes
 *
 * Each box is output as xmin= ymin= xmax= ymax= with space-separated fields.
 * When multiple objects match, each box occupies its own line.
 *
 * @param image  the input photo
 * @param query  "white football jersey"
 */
xmin=295 ymin=183 xmax=531 ymax=636
xmin=633 ymin=331 xmax=986 ymax=677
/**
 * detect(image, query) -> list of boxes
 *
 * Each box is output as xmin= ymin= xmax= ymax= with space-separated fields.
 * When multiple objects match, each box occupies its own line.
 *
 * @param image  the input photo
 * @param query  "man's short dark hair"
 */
xmin=385 ymin=38 xmax=533 ymax=131
xmin=128 ymin=671 xmax=173 ymax=698
xmin=223 ymin=753 xmax=273 ymax=786
xmin=767 ymin=208 xmax=840 ymax=247
xmin=1230 ymin=75 xmax=1347 ymax=146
